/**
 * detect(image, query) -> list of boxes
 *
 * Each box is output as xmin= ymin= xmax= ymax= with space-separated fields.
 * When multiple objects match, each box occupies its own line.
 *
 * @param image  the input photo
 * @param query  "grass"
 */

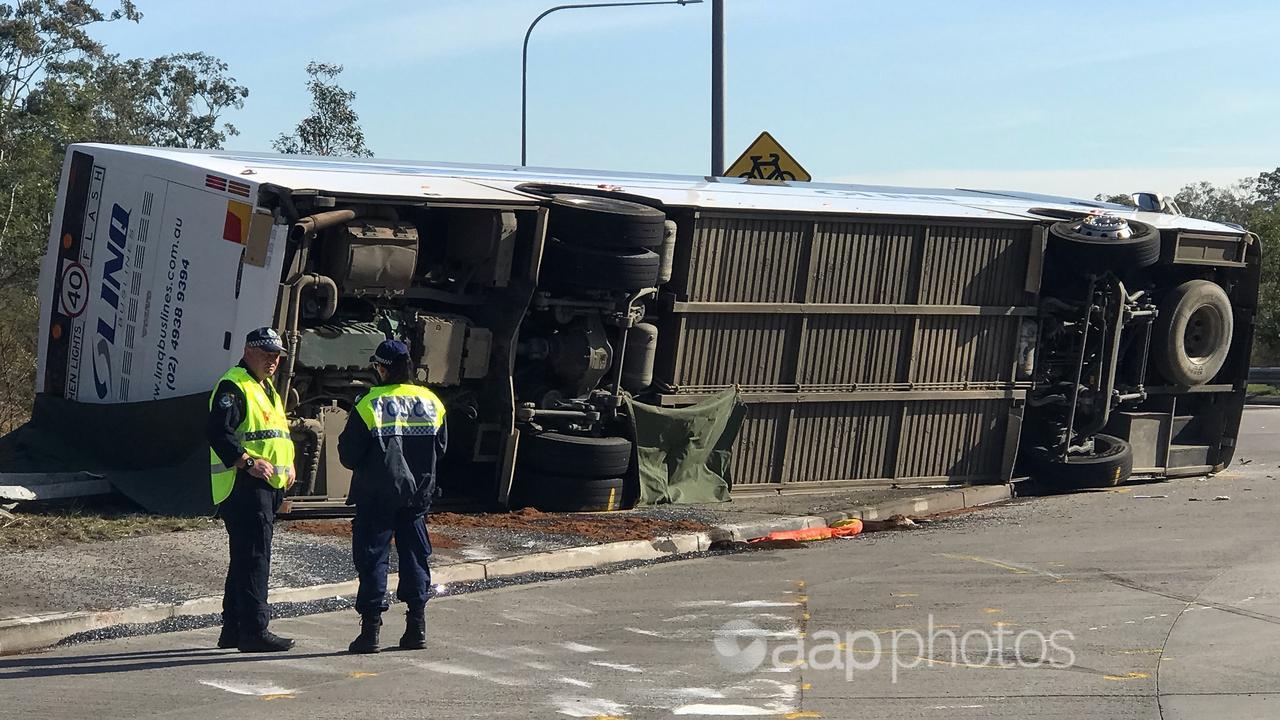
xmin=1247 ymin=383 xmax=1280 ymax=397
xmin=0 ymin=502 xmax=216 ymax=551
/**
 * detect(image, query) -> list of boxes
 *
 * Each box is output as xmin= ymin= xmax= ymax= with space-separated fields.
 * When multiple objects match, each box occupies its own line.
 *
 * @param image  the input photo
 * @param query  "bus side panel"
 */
xmin=655 ymin=211 xmax=1036 ymax=489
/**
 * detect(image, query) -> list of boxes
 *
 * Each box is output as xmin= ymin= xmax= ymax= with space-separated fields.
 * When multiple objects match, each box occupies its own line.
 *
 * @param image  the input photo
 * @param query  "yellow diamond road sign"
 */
xmin=726 ymin=131 xmax=811 ymax=182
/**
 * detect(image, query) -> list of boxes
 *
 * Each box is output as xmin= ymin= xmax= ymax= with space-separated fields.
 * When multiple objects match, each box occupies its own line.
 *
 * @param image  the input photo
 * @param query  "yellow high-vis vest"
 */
xmin=355 ymin=383 xmax=446 ymax=439
xmin=208 ymin=366 xmax=295 ymax=504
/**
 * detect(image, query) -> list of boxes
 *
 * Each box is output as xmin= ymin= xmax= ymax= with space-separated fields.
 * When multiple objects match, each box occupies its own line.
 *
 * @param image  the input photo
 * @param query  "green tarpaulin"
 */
xmin=626 ymin=389 xmax=746 ymax=505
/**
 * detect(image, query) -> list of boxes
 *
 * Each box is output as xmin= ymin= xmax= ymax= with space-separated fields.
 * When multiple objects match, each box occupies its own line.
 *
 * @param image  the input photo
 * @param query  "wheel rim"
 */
xmin=1183 ymin=305 xmax=1224 ymax=365
xmin=1065 ymin=435 xmax=1124 ymax=463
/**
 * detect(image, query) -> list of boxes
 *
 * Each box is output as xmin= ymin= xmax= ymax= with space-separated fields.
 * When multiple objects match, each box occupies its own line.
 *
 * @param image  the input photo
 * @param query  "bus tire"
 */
xmin=1152 ymin=280 xmax=1234 ymax=386
xmin=541 ymin=238 xmax=661 ymax=290
xmin=512 ymin=473 xmax=631 ymax=512
xmin=1048 ymin=217 xmax=1161 ymax=271
xmin=1026 ymin=434 xmax=1133 ymax=489
xmin=549 ymin=194 xmax=666 ymax=249
xmin=518 ymin=431 xmax=633 ymax=478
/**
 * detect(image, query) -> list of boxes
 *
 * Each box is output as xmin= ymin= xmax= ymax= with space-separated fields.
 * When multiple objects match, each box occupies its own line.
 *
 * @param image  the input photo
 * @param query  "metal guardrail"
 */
xmin=1250 ymin=367 xmax=1280 ymax=384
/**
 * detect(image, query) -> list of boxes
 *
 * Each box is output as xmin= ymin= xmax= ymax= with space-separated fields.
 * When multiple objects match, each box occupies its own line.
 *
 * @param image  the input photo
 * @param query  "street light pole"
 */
xmin=710 ymin=0 xmax=723 ymax=176
xmin=521 ymin=0 xmax=703 ymax=167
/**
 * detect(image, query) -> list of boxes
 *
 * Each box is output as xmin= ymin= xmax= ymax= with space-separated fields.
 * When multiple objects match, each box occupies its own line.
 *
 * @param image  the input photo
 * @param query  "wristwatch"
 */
xmin=240 ymin=455 xmax=256 ymax=470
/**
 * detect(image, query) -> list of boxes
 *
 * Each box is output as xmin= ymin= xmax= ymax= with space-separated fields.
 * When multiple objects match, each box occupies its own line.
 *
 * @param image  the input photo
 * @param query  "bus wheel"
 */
xmin=1048 ymin=216 xmax=1160 ymax=271
xmin=549 ymin=194 xmax=666 ymax=249
xmin=518 ymin=431 xmax=633 ymax=477
xmin=1027 ymin=434 xmax=1133 ymax=489
xmin=541 ymin=238 xmax=661 ymax=290
xmin=1153 ymin=280 xmax=1234 ymax=386
xmin=512 ymin=473 xmax=631 ymax=512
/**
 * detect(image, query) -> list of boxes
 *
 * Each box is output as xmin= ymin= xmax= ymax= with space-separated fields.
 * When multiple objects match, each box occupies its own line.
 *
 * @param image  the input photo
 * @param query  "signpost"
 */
xmin=725 ymin=131 xmax=811 ymax=181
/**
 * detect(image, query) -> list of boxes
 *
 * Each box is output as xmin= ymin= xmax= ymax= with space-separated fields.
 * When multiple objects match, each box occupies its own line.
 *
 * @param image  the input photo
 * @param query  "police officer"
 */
xmin=338 ymin=339 xmax=447 ymax=654
xmin=206 ymin=327 xmax=297 ymax=653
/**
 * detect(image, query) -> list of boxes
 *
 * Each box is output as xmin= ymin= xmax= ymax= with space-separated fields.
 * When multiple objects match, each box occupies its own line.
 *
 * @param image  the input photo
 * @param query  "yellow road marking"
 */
xmin=1104 ymin=672 xmax=1150 ymax=681
xmin=983 ymin=608 xmax=1002 ymax=614
xmin=260 ymin=694 xmax=295 ymax=701
xmin=785 ymin=712 xmax=823 ymax=719
xmin=801 ymin=683 xmax=812 ymax=690
xmin=890 ymin=592 xmax=919 ymax=598
xmin=348 ymin=671 xmax=377 ymax=679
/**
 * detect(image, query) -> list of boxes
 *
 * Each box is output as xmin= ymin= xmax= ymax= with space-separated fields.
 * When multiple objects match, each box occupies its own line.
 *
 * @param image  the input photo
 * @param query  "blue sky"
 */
xmin=93 ymin=0 xmax=1280 ymax=198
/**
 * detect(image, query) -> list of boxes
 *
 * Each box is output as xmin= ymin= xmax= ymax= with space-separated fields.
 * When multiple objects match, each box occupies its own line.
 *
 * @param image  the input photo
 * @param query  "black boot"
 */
xmin=238 ymin=629 xmax=295 ymax=653
xmin=349 ymin=614 xmax=382 ymax=654
xmin=399 ymin=606 xmax=426 ymax=650
xmin=216 ymin=624 xmax=239 ymax=649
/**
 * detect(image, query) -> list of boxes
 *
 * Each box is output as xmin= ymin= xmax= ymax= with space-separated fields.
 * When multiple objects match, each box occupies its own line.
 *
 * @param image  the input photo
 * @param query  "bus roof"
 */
xmin=75 ymin=144 xmax=1242 ymax=234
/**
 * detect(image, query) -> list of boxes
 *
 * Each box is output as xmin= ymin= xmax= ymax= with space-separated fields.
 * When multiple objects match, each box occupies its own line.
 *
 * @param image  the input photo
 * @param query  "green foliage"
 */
xmin=1173 ymin=179 xmax=1258 ymax=226
xmin=273 ymin=61 xmax=372 ymax=158
xmin=0 ymin=1 xmax=247 ymax=428
xmin=1103 ymin=171 xmax=1280 ymax=362
xmin=1094 ymin=193 xmax=1136 ymax=207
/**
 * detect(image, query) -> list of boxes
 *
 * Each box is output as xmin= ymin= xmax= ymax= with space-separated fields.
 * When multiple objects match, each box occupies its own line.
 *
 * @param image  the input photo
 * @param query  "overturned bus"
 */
xmin=21 ymin=144 xmax=1259 ymax=514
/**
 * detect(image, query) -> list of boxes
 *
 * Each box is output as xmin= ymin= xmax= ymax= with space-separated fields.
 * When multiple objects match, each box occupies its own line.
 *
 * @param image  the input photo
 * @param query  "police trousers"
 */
xmin=219 ymin=473 xmax=282 ymax=637
xmin=352 ymin=506 xmax=432 ymax=616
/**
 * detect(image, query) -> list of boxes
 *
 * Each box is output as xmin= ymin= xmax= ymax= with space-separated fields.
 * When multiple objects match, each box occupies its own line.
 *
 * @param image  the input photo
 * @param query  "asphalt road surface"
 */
xmin=4 ymin=407 xmax=1279 ymax=719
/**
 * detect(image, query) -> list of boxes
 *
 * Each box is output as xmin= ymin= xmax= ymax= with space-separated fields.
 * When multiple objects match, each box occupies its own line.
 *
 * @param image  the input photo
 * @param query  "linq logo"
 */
xmin=91 ymin=203 xmax=130 ymax=399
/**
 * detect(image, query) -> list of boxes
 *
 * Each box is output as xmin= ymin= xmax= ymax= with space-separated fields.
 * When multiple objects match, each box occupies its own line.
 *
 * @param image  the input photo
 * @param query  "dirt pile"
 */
xmin=431 ymin=507 xmax=709 ymax=543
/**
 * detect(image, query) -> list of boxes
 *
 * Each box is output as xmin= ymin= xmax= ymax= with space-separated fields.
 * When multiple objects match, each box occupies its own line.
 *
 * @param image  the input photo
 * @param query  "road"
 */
xmin=3 ymin=406 xmax=1279 ymax=719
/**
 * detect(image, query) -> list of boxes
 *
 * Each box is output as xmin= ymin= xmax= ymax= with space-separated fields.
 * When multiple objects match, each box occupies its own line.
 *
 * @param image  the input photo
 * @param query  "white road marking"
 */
xmin=411 ymin=661 xmax=526 ymax=686
xmin=199 ymin=680 xmax=296 ymax=697
xmin=552 ymin=696 xmax=628 ymax=718
xmin=625 ymin=627 xmax=666 ymax=637
xmin=673 ymin=702 xmax=791 ymax=715
xmin=730 ymin=601 xmax=800 ymax=608
xmin=557 ymin=678 xmax=593 ymax=688
xmin=751 ymin=613 xmax=793 ymax=621
xmin=589 ymin=661 xmax=645 ymax=673
xmin=725 ymin=679 xmax=797 ymax=699
xmin=674 ymin=688 xmax=727 ymax=699
xmin=559 ymin=641 xmax=604 ymax=653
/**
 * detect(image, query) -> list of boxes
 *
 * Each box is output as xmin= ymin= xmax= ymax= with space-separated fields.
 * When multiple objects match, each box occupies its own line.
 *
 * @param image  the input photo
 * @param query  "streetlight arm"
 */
xmin=521 ymin=0 xmax=703 ymax=166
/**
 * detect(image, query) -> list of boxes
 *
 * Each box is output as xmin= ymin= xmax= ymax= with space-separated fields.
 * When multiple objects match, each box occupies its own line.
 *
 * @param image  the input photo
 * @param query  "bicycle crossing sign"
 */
xmin=726 ymin=131 xmax=811 ymax=182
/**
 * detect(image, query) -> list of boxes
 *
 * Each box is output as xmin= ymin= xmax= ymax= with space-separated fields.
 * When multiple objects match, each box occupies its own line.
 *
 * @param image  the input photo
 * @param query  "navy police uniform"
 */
xmin=338 ymin=339 xmax=447 ymax=653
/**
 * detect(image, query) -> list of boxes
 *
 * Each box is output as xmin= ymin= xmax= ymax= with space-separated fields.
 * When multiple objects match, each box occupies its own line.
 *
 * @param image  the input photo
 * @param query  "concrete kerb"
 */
xmin=0 ymin=485 xmax=1011 ymax=655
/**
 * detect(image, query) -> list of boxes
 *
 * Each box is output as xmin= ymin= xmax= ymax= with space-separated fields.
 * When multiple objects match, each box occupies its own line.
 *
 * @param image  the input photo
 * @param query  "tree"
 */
xmin=1094 ymin=193 xmax=1136 ymax=207
xmin=0 ymin=1 xmax=248 ymax=428
xmin=1172 ymin=179 xmax=1256 ymax=226
xmin=91 ymin=51 xmax=249 ymax=149
xmin=0 ymin=0 xmax=140 ymax=139
xmin=1255 ymin=167 xmax=1280 ymax=208
xmin=273 ymin=61 xmax=372 ymax=158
